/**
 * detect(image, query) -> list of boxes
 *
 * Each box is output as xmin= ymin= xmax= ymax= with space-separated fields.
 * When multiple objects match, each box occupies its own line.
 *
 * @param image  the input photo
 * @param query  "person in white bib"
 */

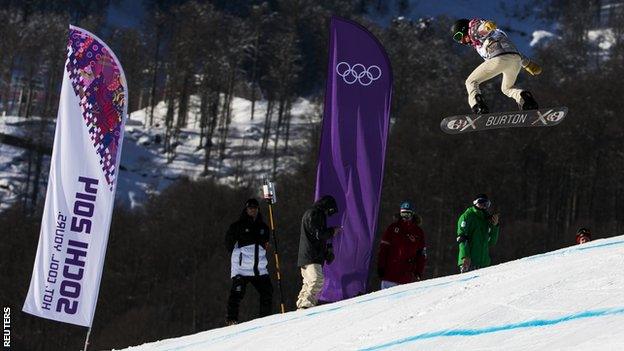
xmin=225 ymin=198 xmax=273 ymax=325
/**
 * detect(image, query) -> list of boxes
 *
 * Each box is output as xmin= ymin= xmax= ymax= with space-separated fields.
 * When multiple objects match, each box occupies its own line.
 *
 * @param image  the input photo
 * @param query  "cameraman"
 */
xmin=224 ymin=198 xmax=272 ymax=325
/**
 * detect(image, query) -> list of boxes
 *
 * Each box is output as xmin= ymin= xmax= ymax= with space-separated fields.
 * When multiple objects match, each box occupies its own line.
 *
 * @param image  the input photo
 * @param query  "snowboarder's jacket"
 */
xmin=456 ymin=206 xmax=500 ymax=268
xmin=225 ymin=209 xmax=270 ymax=278
xmin=468 ymin=18 xmax=524 ymax=62
xmin=378 ymin=215 xmax=427 ymax=284
xmin=297 ymin=196 xmax=338 ymax=267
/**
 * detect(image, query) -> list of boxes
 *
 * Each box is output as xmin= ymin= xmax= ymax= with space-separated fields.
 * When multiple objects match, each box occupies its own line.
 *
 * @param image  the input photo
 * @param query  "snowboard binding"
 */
xmin=520 ymin=91 xmax=538 ymax=111
xmin=471 ymin=94 xmax=489 ymax=115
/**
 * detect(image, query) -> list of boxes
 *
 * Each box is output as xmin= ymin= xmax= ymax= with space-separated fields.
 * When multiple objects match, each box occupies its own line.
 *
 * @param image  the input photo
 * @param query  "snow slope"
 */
xmin=118 ymin=235 xmax=624 ymax=350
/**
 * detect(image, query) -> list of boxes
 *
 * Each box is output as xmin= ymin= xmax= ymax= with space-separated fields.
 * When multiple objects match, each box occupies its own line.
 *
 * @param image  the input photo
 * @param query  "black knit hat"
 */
xmin=317 ymin=195 xmax=338 ymax=215
xmin=245 ymin=198 xmax=259 ymax=208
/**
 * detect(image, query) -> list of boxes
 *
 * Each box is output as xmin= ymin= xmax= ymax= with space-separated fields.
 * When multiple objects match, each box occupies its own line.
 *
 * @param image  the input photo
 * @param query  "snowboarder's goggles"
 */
xmin=400 ymin=210 xmax=414 ymax=218
xmin=473 ymin=198 xmax=491 ymax=208
xmin=453 ymin=31 xmax=465 ymax=43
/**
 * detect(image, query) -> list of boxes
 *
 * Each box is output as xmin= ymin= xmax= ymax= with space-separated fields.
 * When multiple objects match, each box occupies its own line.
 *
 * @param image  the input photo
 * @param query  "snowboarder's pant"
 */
xmin=465 ymin=54 xmax=524 ymax=108
xmin=226 ymin=274 xmax=273 ymax=322
xmin=296 ymin=264 xmax=324 ymax=309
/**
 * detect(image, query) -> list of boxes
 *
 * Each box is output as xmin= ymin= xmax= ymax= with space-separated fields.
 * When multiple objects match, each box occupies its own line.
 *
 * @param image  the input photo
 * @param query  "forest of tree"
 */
xmin=1 ymin=0 xmax=624 ymax=349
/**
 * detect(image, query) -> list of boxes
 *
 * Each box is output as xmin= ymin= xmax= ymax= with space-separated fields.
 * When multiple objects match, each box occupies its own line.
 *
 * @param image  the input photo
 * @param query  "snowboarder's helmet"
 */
xmin=451 ymin=18 xmax=470 ymax=42
xmin=400 ymin=201 xmax=415 ymax=213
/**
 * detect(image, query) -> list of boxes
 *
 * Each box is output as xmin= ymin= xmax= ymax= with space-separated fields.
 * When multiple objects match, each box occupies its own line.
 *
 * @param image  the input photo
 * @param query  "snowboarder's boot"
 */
xmin=471 ymin=94 xmax=489 ymax=114
xmin=520 ymin=91 xmax=538 ymax=111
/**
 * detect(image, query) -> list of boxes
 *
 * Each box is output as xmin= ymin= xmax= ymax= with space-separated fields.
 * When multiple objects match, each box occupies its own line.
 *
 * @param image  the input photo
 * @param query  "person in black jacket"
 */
xmin=225 ymin=198 xmax=273 ymax=325
xmin=296 ymin=195 xmax=341 ymax=309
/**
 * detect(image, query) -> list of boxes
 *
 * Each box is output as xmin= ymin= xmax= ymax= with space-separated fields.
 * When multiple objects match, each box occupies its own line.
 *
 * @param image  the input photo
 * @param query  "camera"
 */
xmin=262 ymin=180 xmax=277 ymax=204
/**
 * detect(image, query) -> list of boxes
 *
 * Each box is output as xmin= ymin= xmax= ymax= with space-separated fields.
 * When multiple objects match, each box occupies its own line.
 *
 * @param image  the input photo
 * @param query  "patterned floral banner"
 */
xmin=23 ymin=25 xmax=127 ymax=327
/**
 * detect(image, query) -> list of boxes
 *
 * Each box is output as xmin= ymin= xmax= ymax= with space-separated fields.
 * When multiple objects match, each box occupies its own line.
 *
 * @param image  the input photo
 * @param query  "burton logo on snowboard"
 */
xmin=440 ymin=107 xmax=568 ymax=134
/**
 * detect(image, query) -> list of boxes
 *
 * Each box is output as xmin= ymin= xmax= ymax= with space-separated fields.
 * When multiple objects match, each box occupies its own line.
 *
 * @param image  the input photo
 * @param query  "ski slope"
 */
xmin=118 ymin=235 xmax=624 ymax=351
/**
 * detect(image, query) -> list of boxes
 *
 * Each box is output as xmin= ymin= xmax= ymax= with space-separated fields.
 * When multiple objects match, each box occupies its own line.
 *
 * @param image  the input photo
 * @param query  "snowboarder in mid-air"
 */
xmin=451 ymin=18 xmax=541 ymax=114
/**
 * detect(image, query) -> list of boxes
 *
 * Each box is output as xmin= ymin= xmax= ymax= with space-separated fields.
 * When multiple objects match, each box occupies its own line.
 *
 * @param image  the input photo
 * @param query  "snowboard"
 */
xmin=440 ymin=107 xmax=568 ymax=134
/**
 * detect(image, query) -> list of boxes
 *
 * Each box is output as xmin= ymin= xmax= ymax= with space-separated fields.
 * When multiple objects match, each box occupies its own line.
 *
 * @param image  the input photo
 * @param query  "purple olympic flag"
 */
xmin=316 ymin=17 xmax=392 ymax=302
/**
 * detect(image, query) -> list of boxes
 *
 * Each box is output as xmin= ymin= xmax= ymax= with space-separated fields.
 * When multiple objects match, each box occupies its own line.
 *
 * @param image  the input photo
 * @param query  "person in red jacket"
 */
xmin=576 ymin=227 xmax=592 ymax=244
xmin=377 ymin=201 xmax=427 ymax=290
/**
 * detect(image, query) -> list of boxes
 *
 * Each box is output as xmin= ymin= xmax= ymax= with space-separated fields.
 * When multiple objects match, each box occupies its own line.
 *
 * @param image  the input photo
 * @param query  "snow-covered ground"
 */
xmin=116 ymin=96 xmax=318 ymax=207
xmin=118 ymin=235 xmax=624 ymax=350
xmin=0 ymin=96 xmax=318 ymax=210
xmin=0 ymin=116 xmax=54 ymax=211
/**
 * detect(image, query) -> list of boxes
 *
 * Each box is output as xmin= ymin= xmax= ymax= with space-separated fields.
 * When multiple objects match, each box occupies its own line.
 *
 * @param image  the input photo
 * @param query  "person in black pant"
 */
xmin=225 ymin=198 xmax=273 ymax=325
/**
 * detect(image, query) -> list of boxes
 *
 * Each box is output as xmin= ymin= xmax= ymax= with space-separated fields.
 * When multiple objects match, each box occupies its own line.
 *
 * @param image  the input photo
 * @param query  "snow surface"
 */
xmin=587 ymin=29 xmax=616 ymax=50
xmin=118 ymin=235 xmax=624 ymax=351
xmin=0 ymin=117 xmax=54 ymax=211
xmin=0 ymin=96 xmax=318 ymax=210
xmin=116 ymin=96 xmax=317 ymax=207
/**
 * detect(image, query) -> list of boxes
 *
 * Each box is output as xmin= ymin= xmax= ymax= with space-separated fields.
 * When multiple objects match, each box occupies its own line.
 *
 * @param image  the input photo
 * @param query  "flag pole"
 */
xmin=263 ymin=180 xmax=286 ymax=313
xmin=83 ymin=327 xmax=92 ymax=351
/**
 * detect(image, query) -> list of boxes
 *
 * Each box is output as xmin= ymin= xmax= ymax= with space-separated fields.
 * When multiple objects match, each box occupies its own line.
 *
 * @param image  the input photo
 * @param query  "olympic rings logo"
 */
xmin=336 ymin=62 xmax=382 ymax=86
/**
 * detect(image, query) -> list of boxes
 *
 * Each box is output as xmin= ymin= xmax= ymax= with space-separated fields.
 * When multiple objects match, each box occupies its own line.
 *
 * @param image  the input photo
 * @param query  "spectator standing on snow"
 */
xmin=576 ymin=227 xmax=592 ymax=244
xmin=296 ymin=195 xmax=342 ymax=309
xmin=377 ymin=201 xmax=427 ymax=289
xmin=456 ymin=194 xmax=500 ymax=273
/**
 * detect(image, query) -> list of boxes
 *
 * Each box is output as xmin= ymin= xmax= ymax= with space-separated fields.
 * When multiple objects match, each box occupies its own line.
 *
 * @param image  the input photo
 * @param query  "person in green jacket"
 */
xmin=456 ymin=194 xmax=500 ymax=273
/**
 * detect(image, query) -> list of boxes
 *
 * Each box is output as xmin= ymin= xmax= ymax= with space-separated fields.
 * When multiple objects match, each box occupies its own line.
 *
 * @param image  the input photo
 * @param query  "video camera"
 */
xmin=262 ymin=179 xmax=277 ymax=204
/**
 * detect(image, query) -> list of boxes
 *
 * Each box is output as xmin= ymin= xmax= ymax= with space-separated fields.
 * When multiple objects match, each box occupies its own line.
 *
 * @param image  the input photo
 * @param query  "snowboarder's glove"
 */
xmin=325 ymin=250 xmax=335 ymax=264
xmin=523 ymin=60 xmax=542 ymax=76
xmin=482 ymin=21 xmax=497 ymax=32
xmin=489 ymin=213 xmax=500 ymax=226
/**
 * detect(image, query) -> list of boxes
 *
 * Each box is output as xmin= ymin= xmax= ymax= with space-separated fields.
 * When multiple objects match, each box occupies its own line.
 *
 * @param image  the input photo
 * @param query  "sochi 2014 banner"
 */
xmin=316 ymin=17 xmax=392 ymax=302
xmin=23 ymin=25 xmax=127 ymax=327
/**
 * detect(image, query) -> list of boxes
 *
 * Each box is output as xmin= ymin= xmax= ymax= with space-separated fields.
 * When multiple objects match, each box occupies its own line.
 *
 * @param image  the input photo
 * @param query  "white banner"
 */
xmin=23 ymin=25 xmax=127 ymax=327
